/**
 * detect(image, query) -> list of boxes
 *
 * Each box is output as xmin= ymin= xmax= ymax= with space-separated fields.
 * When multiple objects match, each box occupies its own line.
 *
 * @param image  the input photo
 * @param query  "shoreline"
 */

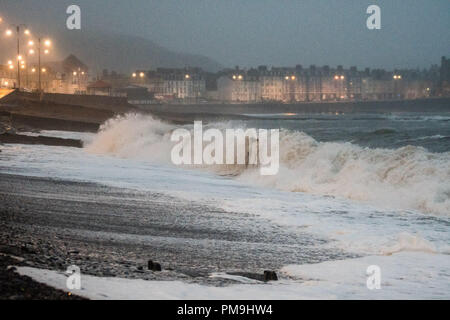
xmin=0 ymin=132 xmax=82 ymax=148
xmin=0 ymin=173 xmax=352 ymax=296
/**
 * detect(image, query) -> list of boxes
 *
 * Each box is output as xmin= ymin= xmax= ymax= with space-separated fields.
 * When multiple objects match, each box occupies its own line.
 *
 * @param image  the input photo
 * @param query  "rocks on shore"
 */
xmin=229 ymin=270 xmax=279 ymax=282
xmin=263 ymin=270 xmax=278 ymax=281
xmin=148 ymin=260 xmax=162 ymax=272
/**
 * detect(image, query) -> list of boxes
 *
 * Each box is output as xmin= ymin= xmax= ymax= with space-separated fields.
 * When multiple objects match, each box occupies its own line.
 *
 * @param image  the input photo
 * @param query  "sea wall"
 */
xmin=0 ymin=90 xmax=136 ymax=114
xmin=143 ymin=98 xmax=450 ymax=115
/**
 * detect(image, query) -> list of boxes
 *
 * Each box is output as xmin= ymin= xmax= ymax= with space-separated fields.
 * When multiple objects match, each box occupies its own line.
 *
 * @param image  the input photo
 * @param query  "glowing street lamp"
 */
xmin=4 ymin=24 xmax=31 ymax=89
xmin=185 ymin=74 xmax=190 ymax=79
xmin=27 ymin=37 xmax=53 ymax=92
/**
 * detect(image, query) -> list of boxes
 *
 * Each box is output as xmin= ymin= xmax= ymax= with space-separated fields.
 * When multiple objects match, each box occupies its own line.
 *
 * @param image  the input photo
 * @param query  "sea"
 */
xmin=1 ymin=106 xmax=449 ymax=299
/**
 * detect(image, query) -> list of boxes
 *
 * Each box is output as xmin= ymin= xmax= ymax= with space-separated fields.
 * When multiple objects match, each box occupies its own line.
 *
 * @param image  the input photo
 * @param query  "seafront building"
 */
xmin=1 ymin=56 xmax=447 ymax=103
xmin=130 ymin=67 xmax=206 ymax=102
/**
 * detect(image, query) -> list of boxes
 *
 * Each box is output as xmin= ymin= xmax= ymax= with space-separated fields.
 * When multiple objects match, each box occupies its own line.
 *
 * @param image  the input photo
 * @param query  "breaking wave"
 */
xmin=86 ymin=114 xmax=450 ymax=216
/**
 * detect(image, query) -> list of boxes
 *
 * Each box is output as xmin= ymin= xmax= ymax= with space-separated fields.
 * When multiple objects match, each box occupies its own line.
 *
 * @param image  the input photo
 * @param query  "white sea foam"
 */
xmin=16 ymin=251 xmax=450 ymax=299
xmin=2 ymin=126 xmax=450 ymax=298
xmin=85 ymin=114 xmax=450 ymax=216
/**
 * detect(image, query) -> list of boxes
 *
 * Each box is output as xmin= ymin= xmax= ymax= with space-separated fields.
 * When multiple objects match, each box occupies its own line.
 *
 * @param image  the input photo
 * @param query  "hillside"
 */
xmin=0 ymin=30 xmax=222 ymax=74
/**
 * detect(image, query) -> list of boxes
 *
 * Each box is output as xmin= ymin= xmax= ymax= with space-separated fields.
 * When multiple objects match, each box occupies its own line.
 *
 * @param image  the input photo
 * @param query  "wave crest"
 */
xmin=85 ymin=114 xmax=450 ymax=216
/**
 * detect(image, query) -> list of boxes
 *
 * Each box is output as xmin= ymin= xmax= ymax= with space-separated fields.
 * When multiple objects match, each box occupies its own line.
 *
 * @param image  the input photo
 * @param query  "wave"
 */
xmin=388 ymin=114 xmax=450 ymax=122
xmin=370 ymin=128 xmax=397 ymax=135
xmin=85 ymin=114 xmax=450 ymax=216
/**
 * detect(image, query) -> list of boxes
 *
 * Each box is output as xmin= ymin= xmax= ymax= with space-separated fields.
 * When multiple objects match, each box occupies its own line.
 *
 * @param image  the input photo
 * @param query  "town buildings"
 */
xmin=217 ymin=68 xmax=261 ymax=102
xmin=1 ymin=55 xmax=448 ymax=104
xmin=0 ymin=54 xmax=89 ymax=94
xmin=130 ymin=67 xmax=206 ymax=102
xmin=440 ymin=56 xmax=450 ymax=96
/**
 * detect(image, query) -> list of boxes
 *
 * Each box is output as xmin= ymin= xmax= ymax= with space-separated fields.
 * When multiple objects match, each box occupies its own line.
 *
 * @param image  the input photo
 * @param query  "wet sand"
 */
xmin=0 ymin=173 xmax=353 ymax=290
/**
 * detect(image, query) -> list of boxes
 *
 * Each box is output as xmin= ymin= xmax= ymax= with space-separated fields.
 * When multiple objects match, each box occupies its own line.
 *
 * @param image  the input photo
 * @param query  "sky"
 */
xmin=1 ymin=0 xmax=449 ymax=69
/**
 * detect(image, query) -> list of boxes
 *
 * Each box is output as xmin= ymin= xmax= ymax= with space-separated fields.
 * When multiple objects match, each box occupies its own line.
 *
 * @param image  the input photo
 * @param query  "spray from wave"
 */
xmin=85 ymin=114 xmax=450 ymax=216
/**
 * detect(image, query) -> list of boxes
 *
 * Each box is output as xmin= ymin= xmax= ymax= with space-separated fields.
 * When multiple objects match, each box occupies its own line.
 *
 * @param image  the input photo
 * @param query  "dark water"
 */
xmin=241 ymin=112 xmax=450 ymax=153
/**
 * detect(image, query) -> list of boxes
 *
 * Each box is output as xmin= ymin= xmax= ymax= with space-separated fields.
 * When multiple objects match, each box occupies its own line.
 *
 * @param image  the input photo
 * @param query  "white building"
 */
xmin=131 ymin=68 xmax=206 ymax=102
xmin=162 ymin=76 xmax=205 ymax=99
xmin=217 ymin=74 xmax=261 ymax=103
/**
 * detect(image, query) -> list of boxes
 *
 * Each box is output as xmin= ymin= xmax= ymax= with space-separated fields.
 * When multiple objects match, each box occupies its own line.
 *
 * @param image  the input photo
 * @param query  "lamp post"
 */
xmin=5 ymin=24 xmax=30 ymax=90
xmin=334 ymin=75 xmax=345 ymax=100
xmin=73 ymin=68 xmax=85 ymax=93
xmin=28 ymin=37 xmax=51 ymax=92
xmin=284 ymin=75 xmax=297 ymax=102
xmin=393 ymin=74 xmax=402 ymax=99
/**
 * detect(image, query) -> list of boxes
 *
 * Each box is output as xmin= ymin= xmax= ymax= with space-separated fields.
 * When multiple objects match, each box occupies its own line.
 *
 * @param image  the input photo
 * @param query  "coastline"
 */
xmin=0 ymin=92 xmax=449 ymax=299
xmin=0 ymin=173 xmax=351 ymax=296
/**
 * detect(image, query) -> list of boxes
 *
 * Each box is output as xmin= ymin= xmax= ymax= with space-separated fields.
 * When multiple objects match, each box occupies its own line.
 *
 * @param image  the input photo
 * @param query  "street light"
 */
xmin=4 ymin=24 xmax=31 ymax=89
xmin=28 ymin=37 xmax=52 ymax=92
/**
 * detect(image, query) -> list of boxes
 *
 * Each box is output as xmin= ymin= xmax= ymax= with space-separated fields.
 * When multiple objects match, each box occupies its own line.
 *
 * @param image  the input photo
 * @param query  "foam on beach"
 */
xmin=85 ymin=114 xmax=450 ymax=216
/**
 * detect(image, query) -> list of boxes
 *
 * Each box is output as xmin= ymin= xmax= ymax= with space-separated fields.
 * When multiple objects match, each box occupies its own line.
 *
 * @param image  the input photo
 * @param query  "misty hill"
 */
xmin=0 ymin=29 xmax=222 ymax=75
xmin=53 ymin=30 xmax=222 ymax=74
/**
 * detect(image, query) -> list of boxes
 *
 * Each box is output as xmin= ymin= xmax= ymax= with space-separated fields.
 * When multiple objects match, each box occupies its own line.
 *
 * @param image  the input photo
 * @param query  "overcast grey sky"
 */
xmin=1 ymin=0 xmax=449 ymax=69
